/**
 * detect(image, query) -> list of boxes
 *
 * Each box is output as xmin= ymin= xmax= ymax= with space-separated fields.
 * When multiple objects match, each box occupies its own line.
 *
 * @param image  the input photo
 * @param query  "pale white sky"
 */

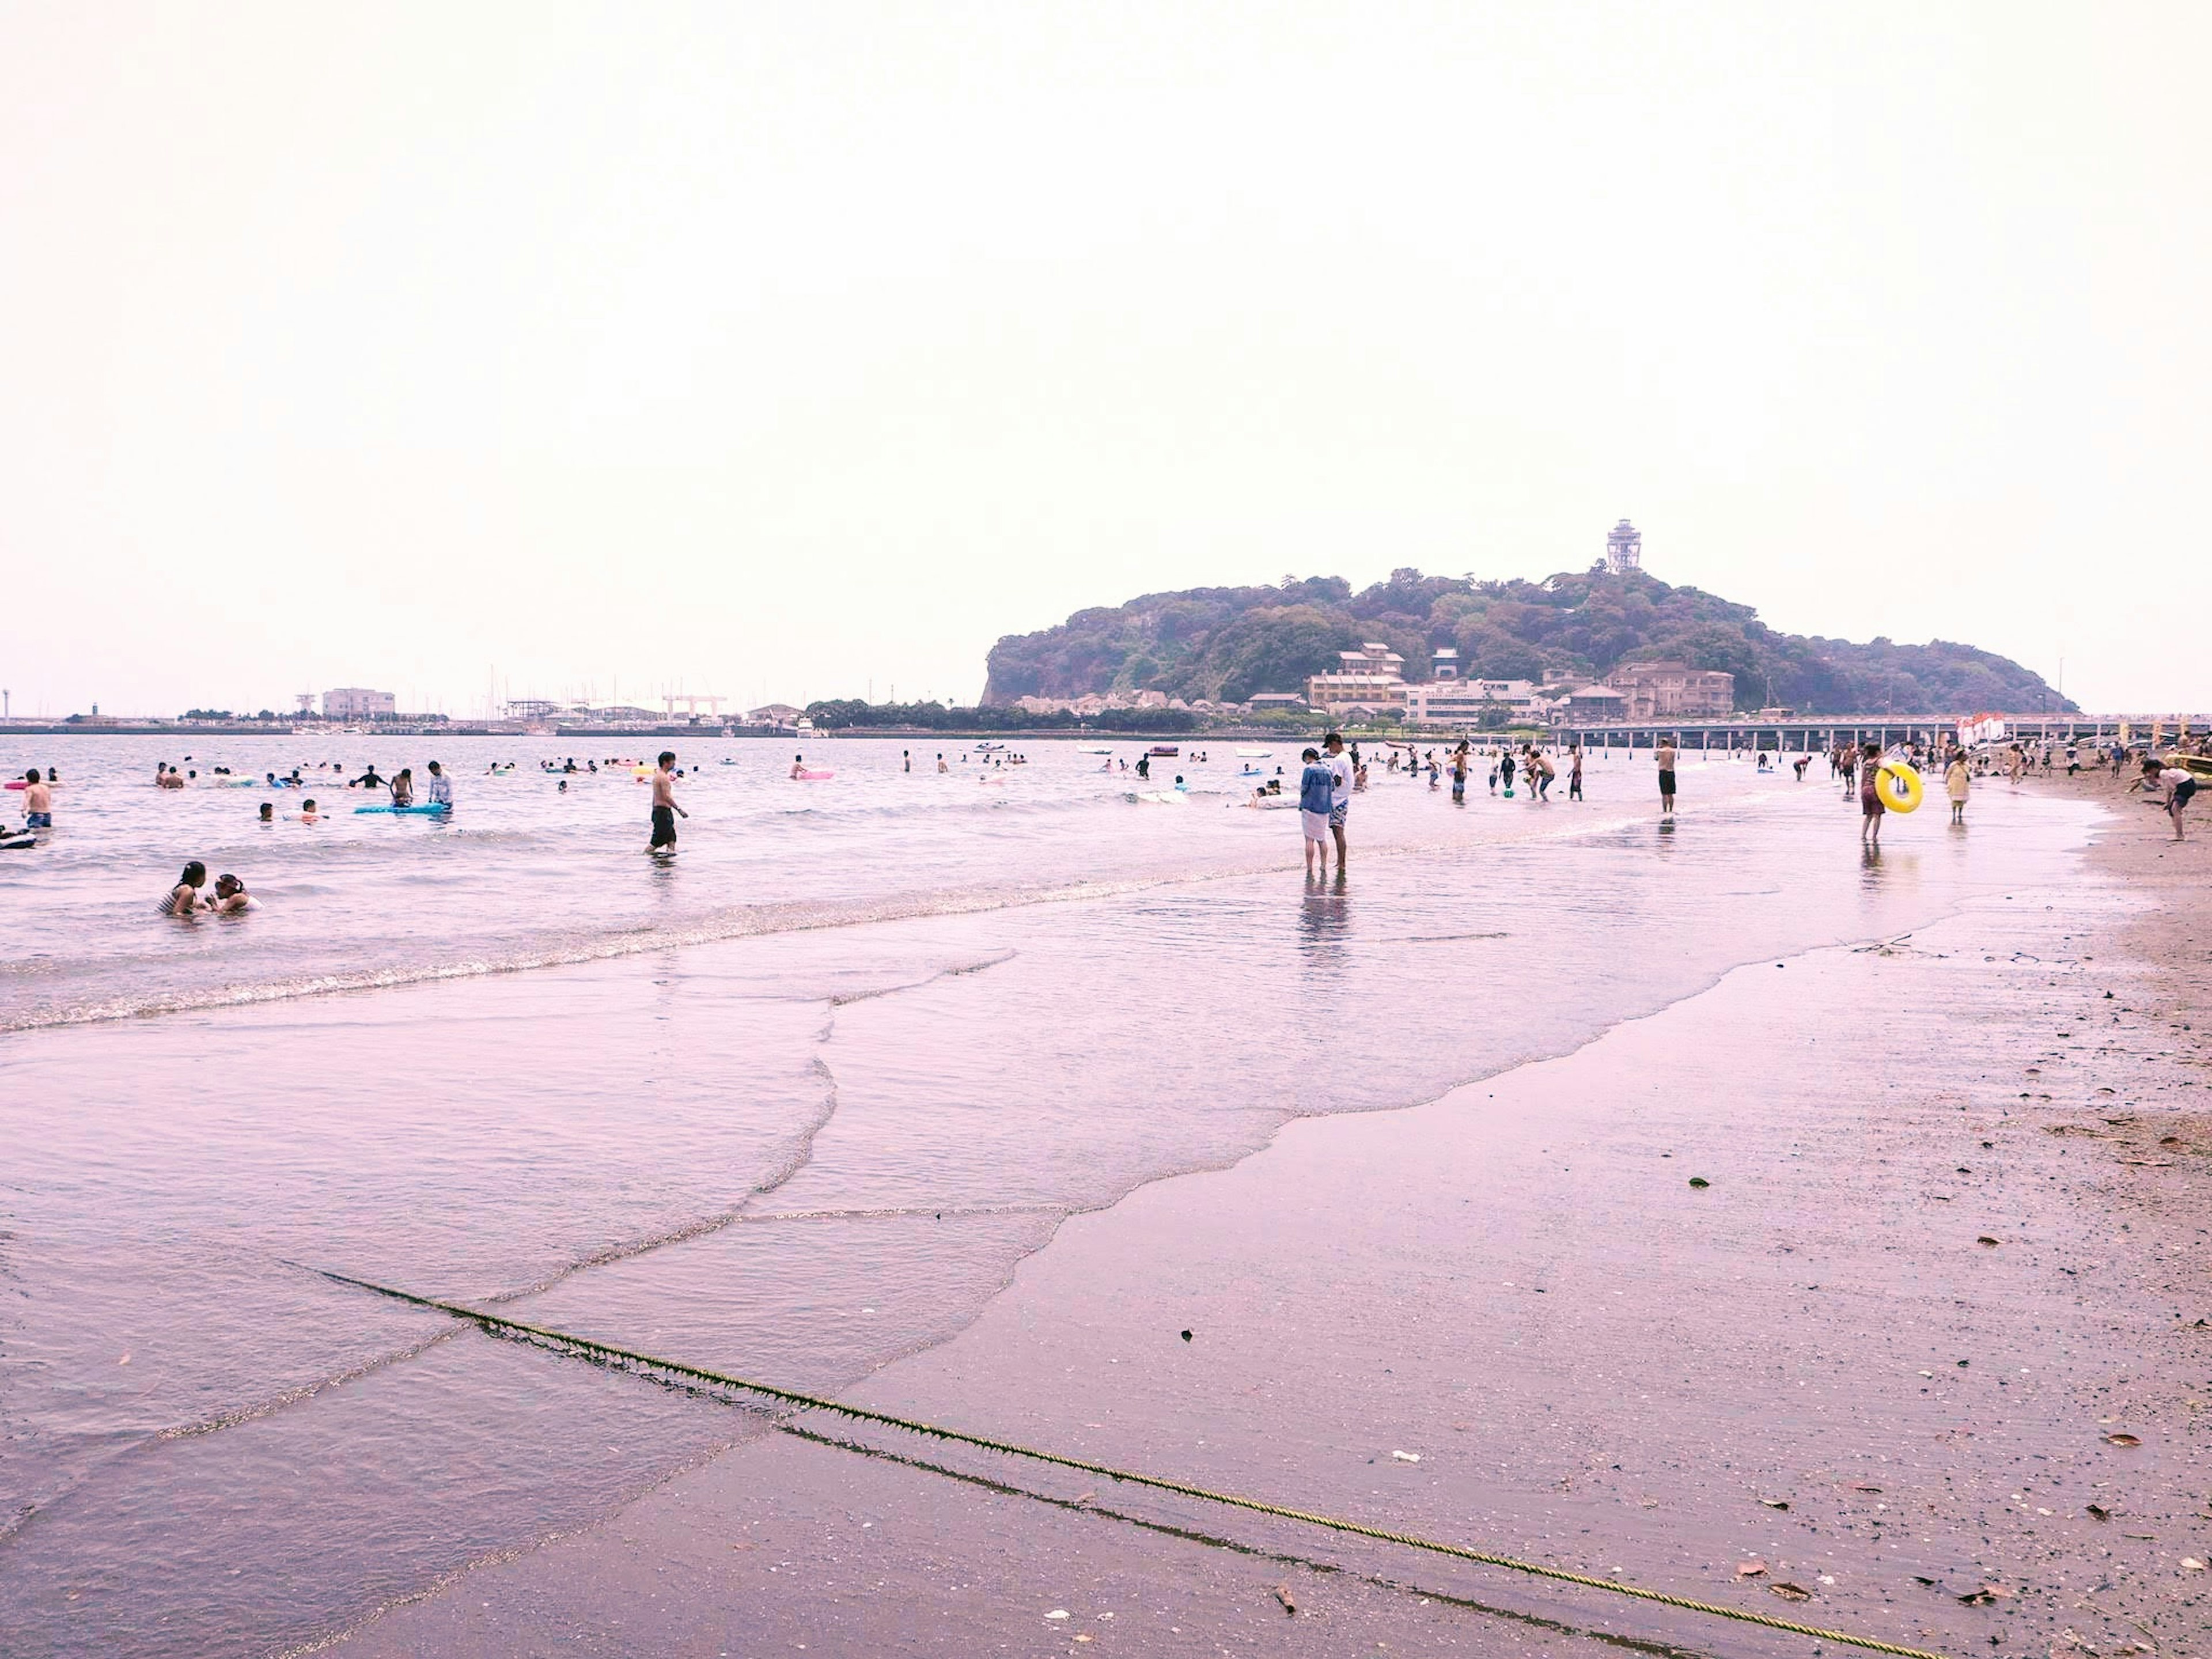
xmin=4 ymin=3 xmax=2205 ymax=717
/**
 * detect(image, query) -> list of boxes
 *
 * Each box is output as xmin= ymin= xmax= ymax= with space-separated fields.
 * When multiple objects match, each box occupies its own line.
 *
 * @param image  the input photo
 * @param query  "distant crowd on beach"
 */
xmin=3 ymin=728 xmax=2199 ymax=916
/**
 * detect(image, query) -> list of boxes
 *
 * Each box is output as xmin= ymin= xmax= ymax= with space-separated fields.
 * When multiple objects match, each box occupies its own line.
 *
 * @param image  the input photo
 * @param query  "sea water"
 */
xmin=0 ymin=736 xmax=2097 ymax=1654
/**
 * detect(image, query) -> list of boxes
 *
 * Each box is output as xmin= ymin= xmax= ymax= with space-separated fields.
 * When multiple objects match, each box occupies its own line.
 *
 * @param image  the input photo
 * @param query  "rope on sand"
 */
xmin=321 ymin=1269 xmax=1950 ymax=1659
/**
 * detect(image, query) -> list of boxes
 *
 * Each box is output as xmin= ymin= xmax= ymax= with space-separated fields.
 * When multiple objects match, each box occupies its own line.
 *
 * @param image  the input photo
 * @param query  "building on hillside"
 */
xmin=1304 ymin=643 xmax=1406 ymax=715
xmin=1400 ymin=679 xmax=1541 ymax=724
xmin=1431 ymin=647 xmax=1460 ymax=681
xmin=1606 ymin=519 xmax=1642 ymax=574
xmin=1563 ymin=684 xmax=1631 ymax=721
xmin=1246 ymin=692 xmax=1308 ymax=712
xmin=323 ymin=687 xmax=397 ymax=721
xmin=1603 ymin=660 xmax=1733 ymax=719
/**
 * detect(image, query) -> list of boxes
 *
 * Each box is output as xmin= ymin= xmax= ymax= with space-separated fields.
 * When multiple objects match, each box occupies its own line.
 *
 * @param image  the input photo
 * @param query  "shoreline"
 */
xmin=338 ymin=786 xmax=2211 ymax=1657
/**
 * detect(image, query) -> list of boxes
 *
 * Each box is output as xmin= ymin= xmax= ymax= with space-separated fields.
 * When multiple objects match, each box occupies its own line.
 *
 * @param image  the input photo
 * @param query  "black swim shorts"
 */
xmin=650 ymin=804 xmax=677 ymax=846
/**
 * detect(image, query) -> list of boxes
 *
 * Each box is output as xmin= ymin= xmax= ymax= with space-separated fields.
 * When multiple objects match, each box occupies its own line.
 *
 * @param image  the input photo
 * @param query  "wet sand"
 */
xmin=346 ymin=785 xmax=2211 ymax=1658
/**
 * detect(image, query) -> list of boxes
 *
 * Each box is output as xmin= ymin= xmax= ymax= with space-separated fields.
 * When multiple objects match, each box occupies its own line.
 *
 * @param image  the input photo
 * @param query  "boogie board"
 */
xmin=354 ymin=804 xmax=452 ymax=815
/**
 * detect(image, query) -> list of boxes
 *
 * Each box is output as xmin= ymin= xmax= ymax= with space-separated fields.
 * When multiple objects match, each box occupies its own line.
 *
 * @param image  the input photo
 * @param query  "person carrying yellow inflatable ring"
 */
xmin=1857 ymin=743 xmax=1915 ymax=844
xmin=1876 ymin=758 xmax=1924 ymax=813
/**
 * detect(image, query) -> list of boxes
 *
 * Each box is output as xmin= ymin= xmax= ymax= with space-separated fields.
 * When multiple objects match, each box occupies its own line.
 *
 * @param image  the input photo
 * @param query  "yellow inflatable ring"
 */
xmin=1876 ymin=761 xmax=1923 ymax=813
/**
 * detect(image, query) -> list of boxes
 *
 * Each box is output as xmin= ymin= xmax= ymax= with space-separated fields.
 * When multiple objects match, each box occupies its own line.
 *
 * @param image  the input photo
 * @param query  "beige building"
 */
xmin=1603 ymin=661 xmax=1734 ymax=719
xmin=1563 ymin=684 xmax=1630 ymax=720
xmin=323 ymin=687 xmax=397 ymax=721
xmin=1305 ymin=643 xmax=1406 ymax=714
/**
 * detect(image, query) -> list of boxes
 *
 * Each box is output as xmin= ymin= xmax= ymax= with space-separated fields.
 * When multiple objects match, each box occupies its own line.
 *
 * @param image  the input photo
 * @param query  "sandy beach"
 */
xmin=324 ymin=776 xmax=2210 ymax=1659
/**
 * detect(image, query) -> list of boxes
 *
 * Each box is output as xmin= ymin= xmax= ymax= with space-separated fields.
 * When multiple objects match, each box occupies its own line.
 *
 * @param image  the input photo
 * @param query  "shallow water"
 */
xmin=0 ymin=737 xmax=2097 ymax=1655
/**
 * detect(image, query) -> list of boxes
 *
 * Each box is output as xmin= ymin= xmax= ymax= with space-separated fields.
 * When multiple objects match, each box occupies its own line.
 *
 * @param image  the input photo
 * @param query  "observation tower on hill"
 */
xmin=1605 ymin=519 xmax=1642 ymax=574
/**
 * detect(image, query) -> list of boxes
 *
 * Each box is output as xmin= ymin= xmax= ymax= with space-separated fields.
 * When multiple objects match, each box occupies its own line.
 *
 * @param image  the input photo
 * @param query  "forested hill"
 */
xmin=983 ymin=567 xmax=2071 ymax=715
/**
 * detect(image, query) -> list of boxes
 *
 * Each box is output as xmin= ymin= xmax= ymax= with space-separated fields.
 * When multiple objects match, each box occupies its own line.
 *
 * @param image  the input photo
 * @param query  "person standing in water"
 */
xmin=1945 ymin=751 xmax=1971 ymax=825
xmin=1499 ymin=748 xmax=1516 ymax=798
xmin=1567 ymin=745 xmax=1584 ymax=801
xmin=1298 ymin=747 xmax=1334 ymax=876
xmin=389 ymin=769 xmax=414 ymax=808
xmin=423 ymin=760 xmax=452 ymax=809
xmin=1859 ymin=742 xmax=1887 ymax=846
xmin=1656 ymin=738 xmax=1677 ymax=815
xmin=21 ymin=770 xmax=52 ymax=829
xmin=649 ymin=751 xmax=687 ymax=852
xmin=1323 ymin=732 xmax=1353 ymax=868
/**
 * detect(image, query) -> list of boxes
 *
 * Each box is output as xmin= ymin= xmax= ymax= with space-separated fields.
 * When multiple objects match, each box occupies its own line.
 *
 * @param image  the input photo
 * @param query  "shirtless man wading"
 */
xmin=649 ymin=751 xmax=688 ymax=853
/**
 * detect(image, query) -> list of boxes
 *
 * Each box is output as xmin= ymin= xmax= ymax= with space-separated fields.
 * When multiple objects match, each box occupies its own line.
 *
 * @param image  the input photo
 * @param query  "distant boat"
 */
xmin=975 ymin=740 xmax=1006 ymax=751
xmin=1149 ymin=744 xmax=1180 ymax=757
xmin=1075 ymin=745 xmax=1111 ymax=754
xmin=1235 ymin=748 xmax=1271 ymax=758
xmin=794 ymin=717 xmax=817 ymax=736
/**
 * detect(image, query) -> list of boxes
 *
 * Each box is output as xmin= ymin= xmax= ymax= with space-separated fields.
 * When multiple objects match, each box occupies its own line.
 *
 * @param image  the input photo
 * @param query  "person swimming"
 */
xmin=208 ymin=873 xmax=252 ymax=914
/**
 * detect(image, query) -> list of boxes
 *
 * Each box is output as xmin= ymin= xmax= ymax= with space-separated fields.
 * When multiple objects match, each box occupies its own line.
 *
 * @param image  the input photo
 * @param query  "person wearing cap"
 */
xmin=208 ymin=873 xmax=253 ymax=913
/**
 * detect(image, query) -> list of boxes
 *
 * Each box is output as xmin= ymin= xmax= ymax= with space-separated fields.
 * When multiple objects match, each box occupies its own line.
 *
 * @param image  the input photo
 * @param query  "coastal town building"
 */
xmin=1603 ymin=660 xmax=1734 ymax=719
xmin=1431 ymin=647 xmax=1460 ymax=681
xmin=1246 ymin=692 xmax=1308 ymax=711
xmin=1304 ymin=643 xmax=1406 ymax=715
xmin=747 ymin=703 xmax=805 ymax=726
xmin=1563 ymin=683 xmax=1631 ymax=720
xmin=1400 ymin=678 xmax=1541 ymax=724
xmin=322 ymin=687 xmax=396 ymax=721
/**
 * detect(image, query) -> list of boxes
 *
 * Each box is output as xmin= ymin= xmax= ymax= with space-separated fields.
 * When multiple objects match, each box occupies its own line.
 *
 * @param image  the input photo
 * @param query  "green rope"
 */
xmin=322 ymin=1270 xmax=1950 ymax=1659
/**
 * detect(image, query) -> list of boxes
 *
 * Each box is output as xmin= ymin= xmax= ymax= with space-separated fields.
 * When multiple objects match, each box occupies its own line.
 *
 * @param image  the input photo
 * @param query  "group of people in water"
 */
xmin=16 ymin=725 xmax=2206 ymax=910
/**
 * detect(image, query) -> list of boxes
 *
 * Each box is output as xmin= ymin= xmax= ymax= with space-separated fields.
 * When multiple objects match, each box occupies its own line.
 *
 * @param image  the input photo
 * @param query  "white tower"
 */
xmin=1605 ymin=519 xmax=1642 ymax=574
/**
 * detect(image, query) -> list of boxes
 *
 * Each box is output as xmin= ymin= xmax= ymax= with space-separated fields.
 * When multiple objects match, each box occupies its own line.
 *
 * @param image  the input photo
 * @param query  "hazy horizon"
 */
xmin=6 ymin=3 xmax=2206 ymax=718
